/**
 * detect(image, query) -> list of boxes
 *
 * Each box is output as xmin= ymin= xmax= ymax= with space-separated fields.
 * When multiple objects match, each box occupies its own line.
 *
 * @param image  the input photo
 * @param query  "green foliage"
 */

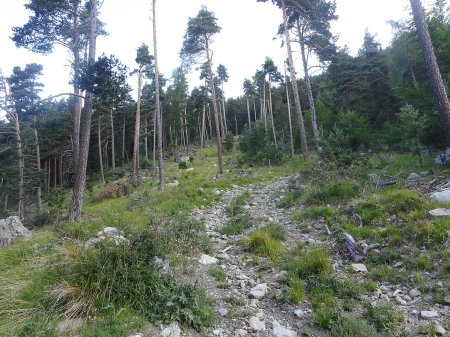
xmin=52 ymin=233 xmax=214 ymax=331
xmin=225 ymin=296 xmax=246 ymax=307
xmin=238 ymin=121 xmax=281 ymax=165
xmin=208 ymin=267 xmax=227 ymax=282
xmin=363 ymin=303 xmax=403 ymax=333
xmin=91 ymin=181 xmax=134 ymax=203
xmin=219 ymin=213 xmax=253 ymax=235
xmin=291 ymin=205 xmax=337 ymax=220
xmin=245 ymin=225 xmax=286 ymax=259
xmin=303 ymin=181 xmax=359 ymax=205
xmin=225 ymin=192 xmax=251 ymax=217
xmin=369 ymin=265 xmax=408 ymax=284
xmin=178 ymin=161 xmax=188 ymax=169
xmin=224 ymin=131 xmax=234 ymax=152
xmin=331 ymin=316 xmax=379 ymax=337
xmin=283 ymin=246 xmax=332 ymax=279
xmin=141 ymin=158 xmax=154 ymax=170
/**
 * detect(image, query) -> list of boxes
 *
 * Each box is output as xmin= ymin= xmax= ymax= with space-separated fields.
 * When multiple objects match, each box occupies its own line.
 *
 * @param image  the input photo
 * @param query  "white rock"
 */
xmin=236 ymin=274 xmax=250 ymax=280
xmin=249 ymin=283 xmax=268 ymax=299
xmin=444 ymin=295 xmax=450 ymax=304
xmin=57 ymin=318 xmax=84 ymax=333
xmin=420 ymin=310 xmax=439 ymax=320
xmin=128 ymin=334 xmax=143 ymax=337
xmin=0 ymin=216 xmax=32 ymax=248
xmin=167 ymin=180 xmax=179 ymax=187
xmin=407 ymin=173 xmax=420 ymax=181
xmin=272 ymin=320 xmax=297 ymax=337
xmin=249 ymin=316 xmax=266 ymax=332
xmin=430 ymin=190 xmax=450 ymax=203
xmin=435 ymin=324 xmax=447 ymax=336
xmin=351 ymin=263 xmax=368 ymax=273
xmin=395 ymin=295 xmax=407 ymax=305
xmin=160 ymin=322 xmax=181 ymax=337
xmin=199 ymin=254 xmax=218 ymax=265
xmin=409 ymin=289 xmax=421 ymax=298
xmin=217 ymin=253 xmax=230 ymax=260
xmin=235 ymin=328 xmax=248 ymax=336
xmin=218 ymin=307 xmax=229 ymax=317
xmin=428 ymin=208 xmax=450 ymax=218
xmin=294 ymin=309 xmax=305 ymax=318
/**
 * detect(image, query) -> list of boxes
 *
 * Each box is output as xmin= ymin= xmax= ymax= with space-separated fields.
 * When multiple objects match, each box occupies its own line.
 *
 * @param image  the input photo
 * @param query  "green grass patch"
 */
xmin=363 ymin=303 xmax=403 ymax=333
xmin=225 ymin=192 xmax=251 ymax=217
xmin=225 ymin=296 xmax=246 ymax=307
xmin=369 ymin=265 xmax=408 ymax=284
xmin=331 ymin=316 xmax=378 ymax=337
xmin=291 ymin=205 xmax=337 ymax=221
xmin=208 ymin=267 xmax=227 ymax=282
xmin=219 ymin=213 xmax=254 ymax=235
xmin=303 ymin=181 xmax=359 ymax=206
xmin=282 ymin=246 xmax=332 ymax=279
xmin=244 ymin=225 xmax=286 ymax=260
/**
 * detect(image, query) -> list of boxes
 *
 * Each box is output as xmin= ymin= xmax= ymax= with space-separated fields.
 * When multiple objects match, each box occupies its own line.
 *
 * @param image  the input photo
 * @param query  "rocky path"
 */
xmin=188 ymin=176 xmax=327 ymax=337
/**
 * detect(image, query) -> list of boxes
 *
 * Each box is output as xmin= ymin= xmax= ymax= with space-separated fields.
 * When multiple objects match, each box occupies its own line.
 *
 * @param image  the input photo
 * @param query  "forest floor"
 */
xmin=0 ymin=145 xmax=449 ymax=337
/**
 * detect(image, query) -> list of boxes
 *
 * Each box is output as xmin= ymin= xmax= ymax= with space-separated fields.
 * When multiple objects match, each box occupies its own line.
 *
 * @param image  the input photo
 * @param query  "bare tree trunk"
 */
xmin=262 ymin=80 xmax=267 ymax=129
xmin=144 ymin=115 xmax=148 ymax=159
xmin=281 ymin=0 xmax=309 ymax=159
xmin=246 ymin=97 xmax=251 ymax=127
xmin=14 ymin=113 xmax=24 ymax=220
xmin=253 ymin=100 xmax=257 ymax=122
xmin=69 ymin=0 xmax=97 ymax=222
xmin=153 ymin=0 xmax=165 ymax=191
xmin=98 ymin=115 xmax=105 ymax=184
xmin=33 ymin=116 xmax=43 ymax=212
xmin=132 ymin=68 xmax=144 ymax=185
xmin=122 ymin=115 xmax=126 ymax=163
xmin=268 ymin=78 xmax=278 ymax=148
xmin=222 ymin=82 xmax=228 ymax=134
xmin=201 ymin=104 xmax=206 ymax=148
xmin=110 ymin=108 xmax=115 ymax=170
xmin=410 ymin=0 xmax=450 ymax=144
xmin=59 ymin=155 xmax=63 ymax=187
xmin=285 ymin=79 xmax=295 ymax=157
xmin=72 ymin=1 xmax=82 ymax=165
xmin=205 ymin=35 xmax=224 ymax=174
xmin=207 ymin=105 xmax=213 ymax=140
xmin=234 ymin=108 xmax=238 ymax=136
xmin=153 ymin=109 xmax=156 ymax=165
xmin=53 ymin=156 xmax=57 ymax=188
xmin=298 ymin=20 xmax=321 ymax=152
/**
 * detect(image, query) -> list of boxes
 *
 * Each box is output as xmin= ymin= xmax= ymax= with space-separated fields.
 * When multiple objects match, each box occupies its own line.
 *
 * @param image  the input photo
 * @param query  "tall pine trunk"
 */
xmin=110 ymin=108 xmax=115 ymax=170
xmin=281 ymin=0 xmax=309 ymax=159
xmin=33 ymin=116 xmax=43 ymax=212
xmin=153 ymin=0 xmax=165 ymax=191
xmin=246 ymin=97 xmax=251 ymax=127
xmin=205 ymin=35 xmax=224 ymax=174
xmin=410 ymin=0 xmax=450 ymax=144
xmin=268 ymin=78 xmax=278 ymax=148
xmin=285 ymin=79 xmax=295 ymax=157
xmin=298 ymin=20 xmax=321 ymax=152
xmin=131 ymin=68 xmax=144 ymax=185
xmin=14 ymin=113 xmax=25 ymax=220
xmin=98 ymin=114 xmax=105 ymax=184
xmin=69 ymin=0 xmax=97 ymax=222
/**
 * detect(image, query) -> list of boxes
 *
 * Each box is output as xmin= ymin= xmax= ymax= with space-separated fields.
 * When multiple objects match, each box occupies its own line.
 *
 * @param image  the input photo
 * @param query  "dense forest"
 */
xmin=0 ymin=0 xmax=449 ymax=336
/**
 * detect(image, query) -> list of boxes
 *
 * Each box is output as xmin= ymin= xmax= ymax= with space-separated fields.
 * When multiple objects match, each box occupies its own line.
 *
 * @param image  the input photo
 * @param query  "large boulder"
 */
xmin=0 ymin=216 xmax=32 ymax=248
xmin=430 ymin=190 xmax=450 ymax=203
xmin=435 ymin=149 xmax=450 ymax=166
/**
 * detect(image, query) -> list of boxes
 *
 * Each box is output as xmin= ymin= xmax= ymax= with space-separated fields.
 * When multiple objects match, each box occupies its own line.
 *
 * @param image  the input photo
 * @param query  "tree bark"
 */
xmin=268 ymin=77 xmax=278 ymax=148
xmin=298 ymin=20 xmax=321 ymax=152
xmin=153 ymin=0 xmax=165 ymax=191
xmin=201 ymin=104 xmax=206 ymax=148
xmin=246 ymin=97 xmax=251 ymax=127
xmin=410 ymin=0 xmax=450 ymax=144
xmin=71 ymin=0 xmax=82 ymax=165
xmin=69 ymin=0 xmax=97 ymax=222
xmin=98 ymin=115 xmax=105 ymax=184
xmin=13 ymin=113 xmax=24 ymax=220
xmin=285 ymin=79 xmax=295 ymax=157
xmin=281 ymin=0 xmax=309 ymax=159
xmin=33 ymin=115 xmax=43 ymax=212
xmin=205 ymin=35 xmax=224 ymax=174
xmin=110 ymin=108 xmax=115 ymax=170
xmin=131 ymin=68 xmax=144 ymax=185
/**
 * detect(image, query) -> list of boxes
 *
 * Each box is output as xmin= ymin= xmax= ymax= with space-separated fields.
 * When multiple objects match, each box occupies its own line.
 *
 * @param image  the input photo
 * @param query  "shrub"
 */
xmin=219 ymin=213 xmax=254 ymax=236
xmin=291 ymin=206 xmax=337 ymax=221
xmin=208 ymin=267 xmax=226 ymax=282
xmin=178 ymin=161 xmax=188 ymax=169
xmin=331 ymin=316 xmax=378 ymax=337
xmin=91 ymin=181 xmax=134 ymax=203
xmin=140 ymin=158 xmax=154 ymax=170
xmin=224 ymin=131 xmax=234 ymax=152
xmin=225 ymin=192 xmax=251 ymax=217
xmin=283 ymin=246 xmax=332 ymax=279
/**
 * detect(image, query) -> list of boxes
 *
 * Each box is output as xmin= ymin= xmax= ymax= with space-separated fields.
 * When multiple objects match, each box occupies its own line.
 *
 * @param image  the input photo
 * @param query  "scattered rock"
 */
xmin=0 ymin=216 xmax=32 ymax=248
xmin=428 ymin=208 xmax=450 ymax=218
xmin=160 ymin=322 xmax=181 ymax=337
xmin=186 ymin=168 xmax=194 ymax=172
xmin=212 ymin=188 xmax=221 ymax=196
xmin=178 ymin=155 xmax=190 ymax=163
xmin=218 ymin=307 xmax=229 ymax=317
xmin=430 ymin=190 xmax=450 ymax=203
xmin=272 ymin=320 xmax=297 ymax=337
xmin=351 ymin=263 xmax=368 ymax=273
xmin=407 ymin=173 xmax=420 ymax=181
xmin=420 ymin=310 xmax=439 ymax=320
xmin=127 ymin=334 xmax=143 ymax=337
xmin=294 ymin=309 xmax=305 ymax=318
xmin=249 ymin=283 xmax=268 ymax=299
xmin=249 ymin=316 xmax=266 ymax=332
xmin=367 ymin=173 xmax=378 ymax=182
xmin=435 ymin=324 xmax=447 ymax=336
xmin=199 ymin=254 xmax=218 ymax=265
xmin=409 ymin=289 xmax=421 ymax=298
xmin=167 ymin=179 xmax=179 ymax=187
xmin=85 ymin=227 xmax=128 ymax=248
xmin=57 ymin=318 xmax=84 ymax=333
xmin=434 ymin=149 xmax=450 ymax=166
xmin=235 ymin=328 xmax=248 ymax=336
xmin=444 ymin=295 xmax=450 ymax=304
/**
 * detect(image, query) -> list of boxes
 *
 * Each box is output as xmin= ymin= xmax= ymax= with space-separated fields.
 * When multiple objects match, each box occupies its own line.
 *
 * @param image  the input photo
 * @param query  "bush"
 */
xmin=245 ymin=225 xmax=286 ymax=260
xmin=363 ymin=303 xmax=403 ymax=333
xmin=303 ymin=181 xmax=359 ymax=205
xmin=224 ymin=131 xmax=234 ymax=152
xmin=283 ymin=246 xmax=332 ymax=279
xmin=331 ymin=316 xmax=378 ymax=337
xmin=91 ymin=181 xmax=134 ymax=203
xmin=178 ymin=161 xmax=188 ymax=169
xmin=140 ymin=158 xmax=154 ymax=170
xmin=219 ymin=213 xmax=253 ymax=236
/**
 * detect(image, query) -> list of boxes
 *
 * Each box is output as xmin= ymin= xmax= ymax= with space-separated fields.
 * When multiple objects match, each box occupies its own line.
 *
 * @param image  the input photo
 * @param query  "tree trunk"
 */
xmin=71 ymin=1 xmax=82 ymax=165
xmin=268 ymin=78 xmax=278 ymax=148
xmin=246 ymin=97 xmax=251 ymax=127
xmin=14 ymin=113 xmax=24 ymax=220
xmin=410 ymin=0 xmax=450 ymax=144
xmin=285 ymin=80 xmax=295 ymax=157
xmin=54 ymin=156 xmax=57 ymax=188
xmin=98 ymin=115 xmax=105 ymax=184
xmin=144 ymin=115 xmax=148 ymax=159
xmin=205 ymin=35 xmax=224 ymax=174
xmin=153 ymin=0 xmax=165 ymax=191
xmin=69 ymin=0 xmax=97 ymax=222
xmin=222 ymin=82 xmax=228 ymax=134
xmin=110 ymin=108 xmax=115 ymax=170
xmin=122 ymin=115 xmax=126 ymax=163
xmin=281 ymin=0 xmax=309 ymax=159
xmin=32 ymin=116 xmax=43 ymax=212
xmin=153 ymin=109 xmax=156 ymax=165
xmin=234 ymin=108 xmax=238 ymax=136
xmin=132 ymin=68 xmax=144 ymax=185
xmin=253 ymin=100 xmax=257 ymax=122
xmin=298 ymin=20 xmax=321 ymax=152
xmin=262 ymin=80 xmax=267 ymax=129
xmin=201 ymin=104 xmax=206 ymax=148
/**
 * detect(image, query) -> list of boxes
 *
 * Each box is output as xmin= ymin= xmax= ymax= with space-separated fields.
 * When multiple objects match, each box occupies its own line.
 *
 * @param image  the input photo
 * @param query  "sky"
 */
xmin=0 ymin=0 xmax=446 ymax=110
